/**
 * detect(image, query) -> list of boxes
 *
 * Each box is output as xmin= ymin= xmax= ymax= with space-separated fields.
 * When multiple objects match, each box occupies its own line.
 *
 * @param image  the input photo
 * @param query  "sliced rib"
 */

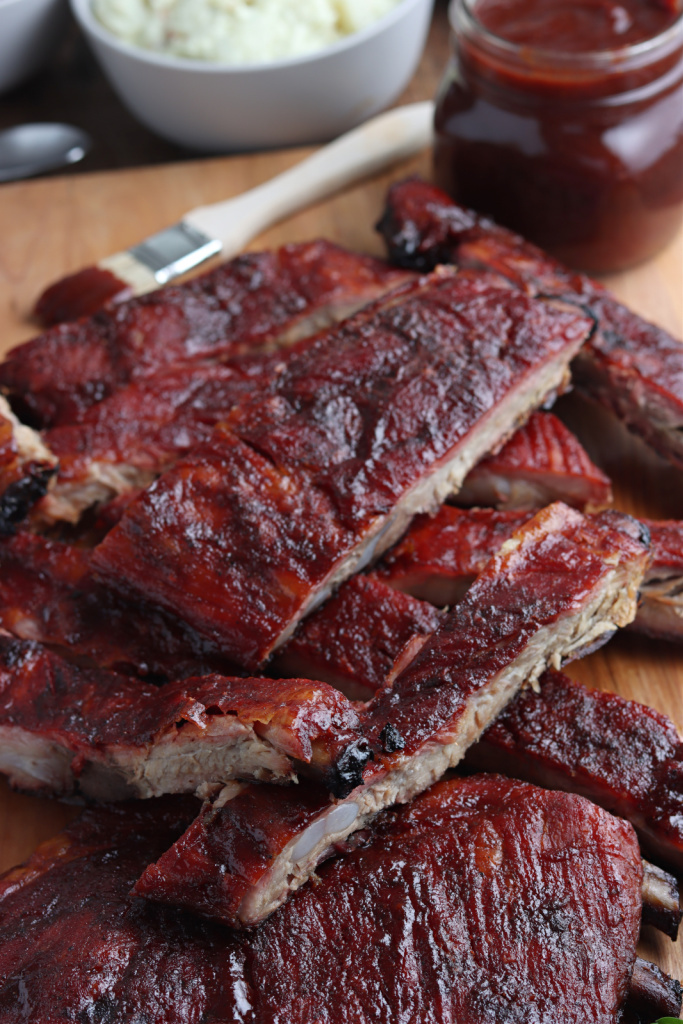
xmin=625 ymin=958 xmax=683 ymax=1022
xmin=0 ymin=395 xmax=57 ymax=534
xmin=37 ymin=358 xmax=275 ymax=525
xmin=455 ymin=410 xmax=613 ymax=510
xmin=91 ymin=270 xmax=594 ymax=671
xmin=1 ymin=776 xmax=648 ymax=1023
xmin=377 ymin=176 xmax=683 ymax=470
xmin=134 ymin=504 xmax=649 ymax=925
xmin=379 ymin=505 xmax=683 ymax=643
xmin=467 ymin=668 xmax=683 ymax=875
xmin=0 ymin=240 xmax=410 ymax=428
xmin=641 ymin=860 xmax=682 ymax=939
xmin=0 ymin=635 xmax=363 ymax=800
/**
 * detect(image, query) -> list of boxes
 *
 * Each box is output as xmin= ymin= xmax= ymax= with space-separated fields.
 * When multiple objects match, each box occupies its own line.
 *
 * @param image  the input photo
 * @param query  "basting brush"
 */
xmin=34 ymin=101 xmax=433 ymax=326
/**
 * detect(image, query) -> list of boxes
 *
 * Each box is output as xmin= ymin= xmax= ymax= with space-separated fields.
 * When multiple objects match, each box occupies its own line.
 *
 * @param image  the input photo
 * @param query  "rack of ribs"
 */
xmin=377 ymin=177 xmax=683 ymax=470
xmin=637 ymin=519 xmax=683 ymax=643
xmin=0 ymin=240 xmax=411 ymax=428
xmin=90 ymin=270 xmax=594 ymax=670
xmin=0 ymin=635 xmax=366 ymax=801
xmin=4 ymin=775 xmax=678 ymax=1023
xmin=0 ymin=395 xmax=57 ymax=534
xmin=133 ymin=503 xmax=649 ymax=925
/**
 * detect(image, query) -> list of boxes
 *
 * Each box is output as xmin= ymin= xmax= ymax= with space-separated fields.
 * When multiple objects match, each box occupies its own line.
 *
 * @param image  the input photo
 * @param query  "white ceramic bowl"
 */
xmin=70 ymin=0 xmax=435 ymax=151
xmin=0 ymin=0 xmax=69 ymax=95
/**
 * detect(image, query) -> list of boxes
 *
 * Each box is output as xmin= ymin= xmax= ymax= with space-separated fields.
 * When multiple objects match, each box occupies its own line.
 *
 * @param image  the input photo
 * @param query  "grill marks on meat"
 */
xmin=0 ymin=635 xmax=363 ymax=800
xmin=0 ymin=776 xmax=649 ymax=1023
xmin=134 ymin=504 xmax=649 ymax=925
xmin=455 ymin=410 xmax=613 ymax=511
xmin=91 ymin=271 xmax=594 ymax=670
xmin=0 ymin=240 xmax=410 ymax=428
xmin=0 ymin=395 xmax=57 ymax=534
xmin=378 ymin=177 xmax=683 ymax=469
xmin=467 ymin=668 xmax=683 ymax=875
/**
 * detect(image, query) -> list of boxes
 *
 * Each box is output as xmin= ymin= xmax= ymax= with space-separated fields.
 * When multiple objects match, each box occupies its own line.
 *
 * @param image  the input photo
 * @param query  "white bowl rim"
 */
xmin=70 ymin=0 xmax=429 ymax=74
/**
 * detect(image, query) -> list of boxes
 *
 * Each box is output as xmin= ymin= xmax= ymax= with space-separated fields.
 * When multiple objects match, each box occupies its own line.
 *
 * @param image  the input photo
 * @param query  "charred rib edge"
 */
xmin=235 ymin=555 xmax=639 ymax=925
xmin=626 ymin=957 xmax=683 ymax=1020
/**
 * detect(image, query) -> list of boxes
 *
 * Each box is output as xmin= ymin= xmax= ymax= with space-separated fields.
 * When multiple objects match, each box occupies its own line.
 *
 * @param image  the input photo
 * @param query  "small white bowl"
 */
xmin=70 ymin=0 xmax=435 ymax=151
xmin=0 ymin=0 xmax=69 ymax=95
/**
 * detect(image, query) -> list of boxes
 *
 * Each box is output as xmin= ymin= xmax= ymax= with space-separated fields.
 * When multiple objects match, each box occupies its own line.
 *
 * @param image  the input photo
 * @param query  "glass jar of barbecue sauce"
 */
xmin=433 ymin=0 xmax=683 ymax=273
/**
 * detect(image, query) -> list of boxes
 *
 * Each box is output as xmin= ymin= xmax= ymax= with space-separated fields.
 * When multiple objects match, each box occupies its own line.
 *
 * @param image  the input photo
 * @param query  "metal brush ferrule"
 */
xmin=129 ymin=222 xmax=223 ymax=285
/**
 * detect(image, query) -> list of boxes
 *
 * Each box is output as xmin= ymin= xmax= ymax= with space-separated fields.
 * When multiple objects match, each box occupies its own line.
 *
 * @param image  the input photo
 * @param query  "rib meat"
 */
xmin=37 ymin=358 xmax=275 ymax=525
xmin=134 ymin=504 xmax=649 ymax=925
xmin=91 ymin=270 xmax=594 ymax=670
xmin=377 ymin=177 xmax=683 ymax=469
xmin=455 ymin=410 xmax=613 ymax=510
xmin=0 ymin=775 xmax=651 ymax=1023
xmin=0 ymin=395 xmax=57 ymax=534
xmin=0 ymin=240 xmax=410 ymax=428
xmin=636 ymin=518 xmax=683 ymax=643
xmin=0 ymin=532 xmax=233 ymax=679
xmin=380 ymin=505 xmax=683 ymax=643
xmin=468 ymin=669 xmax=683 ymax=875
xmin=0 ymin=635 xmax=363 ymax=800
xmin=273 ymin=573 xmax=443 ymax=700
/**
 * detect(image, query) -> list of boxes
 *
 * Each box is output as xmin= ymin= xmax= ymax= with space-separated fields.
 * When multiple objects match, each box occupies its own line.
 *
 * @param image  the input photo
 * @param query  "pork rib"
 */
xmin=380 ymin=504 xmax=683 ymax=644
xmin=0 ymin=240 xmax=410 ymax=428
xmin=0 ymin=635 xmax=363 ymax=800
xmin=91 ymin=270 xmax=594 ymax=671
xmin=0 ymin=532 xmax=232 ymax=679
xmin=0 ymin=775 xmax=653 ymax=1023
xmin=636 ymin=518 xmax=683 ymax=643
xmin=467 ymin=668 xmax=683 ymax=875
xmin=273 ymin=573 xmax=443 ymax=700
xmin=455 ymin=410 xmax=613 ymax=511
xmin=134 ymin=504 xmax=649 ymax=925
xmin=377 ymin=177 xmax=683 ymax=469
xmin=0 ymin=395 xmax=57 ymax=534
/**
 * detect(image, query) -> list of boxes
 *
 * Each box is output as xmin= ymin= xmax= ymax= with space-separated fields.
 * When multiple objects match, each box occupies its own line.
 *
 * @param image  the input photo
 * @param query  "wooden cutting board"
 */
xmin=0 ymin=148 xmax=681 ymax=987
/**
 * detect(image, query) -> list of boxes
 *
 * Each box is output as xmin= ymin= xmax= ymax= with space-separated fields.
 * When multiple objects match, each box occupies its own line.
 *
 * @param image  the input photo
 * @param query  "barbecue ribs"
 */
xmin=0 ymin=240 xmax=410 ymax=428
xmin=91 ymin=270 xmax=594 ymax=670
xmin=1 ymin=775 xmax=667 ymax=1023
xmin=0 ymin=395 xmax=57 ymax=534
xmin=134 ymin=504 xmax=649 ymax=925
xmin=378 ymin=177 xmax=683 ymax=470
xmin=0 ymin=635 xmax=364 ymax=800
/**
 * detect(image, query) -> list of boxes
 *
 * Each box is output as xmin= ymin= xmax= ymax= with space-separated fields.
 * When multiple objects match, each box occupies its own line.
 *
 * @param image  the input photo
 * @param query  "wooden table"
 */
xmin=1 ymin=0 xmax=682 ymax=1000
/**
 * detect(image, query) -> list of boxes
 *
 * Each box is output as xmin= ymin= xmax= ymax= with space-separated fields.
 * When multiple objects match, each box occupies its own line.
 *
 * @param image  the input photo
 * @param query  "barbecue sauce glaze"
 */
xmin=434 ymin=0 xmax=683 ymax=272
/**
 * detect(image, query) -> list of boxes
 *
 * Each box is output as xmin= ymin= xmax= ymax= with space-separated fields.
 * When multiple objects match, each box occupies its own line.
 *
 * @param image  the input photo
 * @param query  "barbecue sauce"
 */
xmin=434 ymin=0 xmax=683 ymax=272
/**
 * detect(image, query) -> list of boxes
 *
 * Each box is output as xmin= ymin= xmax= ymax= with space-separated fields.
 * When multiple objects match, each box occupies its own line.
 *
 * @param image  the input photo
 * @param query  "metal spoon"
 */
xmin=0 ymin=123 xmax=92 ymax=183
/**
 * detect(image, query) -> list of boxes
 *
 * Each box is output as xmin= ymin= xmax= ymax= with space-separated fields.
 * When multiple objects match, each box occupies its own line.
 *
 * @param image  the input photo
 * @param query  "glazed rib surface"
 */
xmin=0 ymin=240 xmax=409 ymax=428
xmin=91 ymin=271 xmax=593 ymax=670
xmin=134 ymin=504 xmax=649 ymax=925
xmin=378 ymin=177 xmax=683 ymax=469
xmin=0 ymin=635 xmax=363 ymax=800
xmin=0 ymin=776 xmax=645 ymax=1024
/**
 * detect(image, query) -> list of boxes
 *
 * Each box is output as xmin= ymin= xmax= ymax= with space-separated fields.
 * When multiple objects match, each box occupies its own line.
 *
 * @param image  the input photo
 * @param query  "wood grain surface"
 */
xmin=0 ymin=143 xmax=681 ymax=992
